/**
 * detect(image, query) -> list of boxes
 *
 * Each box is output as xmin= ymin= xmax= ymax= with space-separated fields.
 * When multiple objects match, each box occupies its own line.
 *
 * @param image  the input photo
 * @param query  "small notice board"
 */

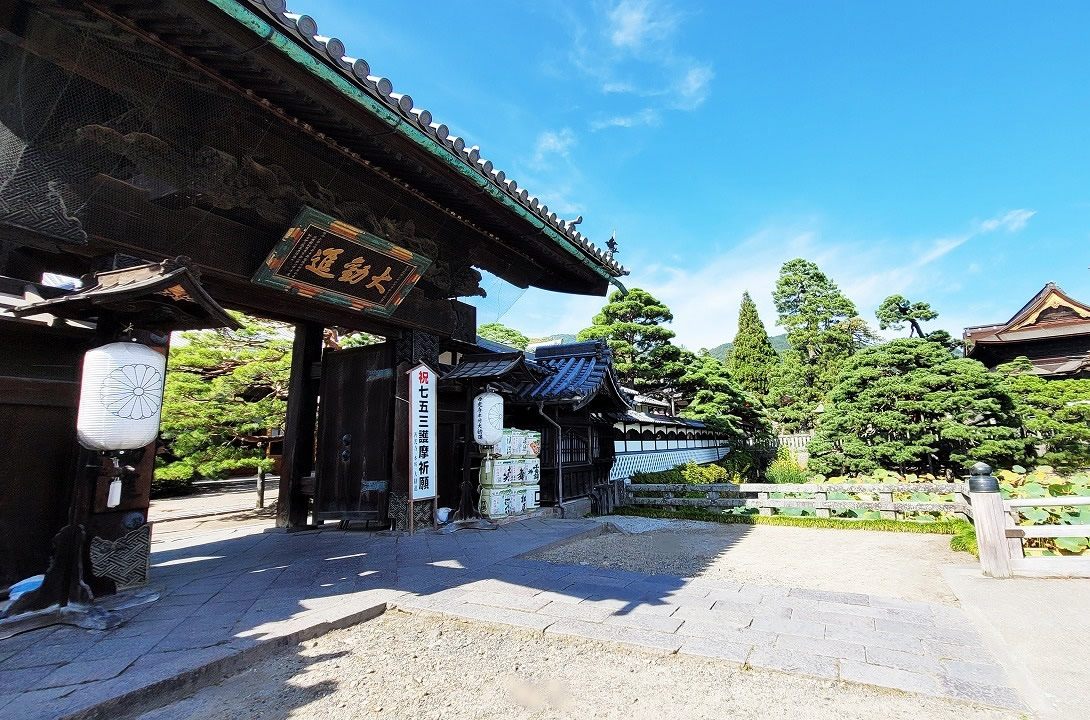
xmin=407 ymin=362 xmax=437 ymax=534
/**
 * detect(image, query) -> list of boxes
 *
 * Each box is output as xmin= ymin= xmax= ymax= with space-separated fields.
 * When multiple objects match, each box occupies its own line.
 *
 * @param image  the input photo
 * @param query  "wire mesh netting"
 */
xmin=0 ymin=6 xmax=492 ymax=306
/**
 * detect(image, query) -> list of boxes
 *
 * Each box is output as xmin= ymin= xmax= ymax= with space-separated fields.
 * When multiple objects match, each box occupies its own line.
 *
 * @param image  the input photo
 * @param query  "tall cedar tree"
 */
xmin=807 ymin=338 xmax=1029 ymax=476
xmin=158 ymin=314 xmax=290 ymax=494
xmin=477 ymin=322 xmax=530 ymax=350
xmin=767 ymin=259 xmax=876 ymax=430
xmin=679 ymin=350 xmax=772 ymax=440
xmin=727 ymin=291 xmax=779 ymax=396
xmin=875 ymin=294 xmax=939 ymax=338
xmin=578 ymin=288 xmax=685 ymax=393
xmin=997 ymin=357 xmax=1090 ymax=471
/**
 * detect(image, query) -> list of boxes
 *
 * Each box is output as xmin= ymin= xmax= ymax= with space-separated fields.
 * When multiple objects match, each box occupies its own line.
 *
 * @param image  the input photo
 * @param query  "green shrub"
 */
xmin=950 ymin=522 xmax=978 ymax=557
xmin=765 ymin=446 xmax=807 ymax=484
xmin=614 ymin=504 xmax=969 ymax=534
xmin=720 ymin=448 xmax=764 ymax=482
xmin=631 ymin=461 xmax=730 ymax=485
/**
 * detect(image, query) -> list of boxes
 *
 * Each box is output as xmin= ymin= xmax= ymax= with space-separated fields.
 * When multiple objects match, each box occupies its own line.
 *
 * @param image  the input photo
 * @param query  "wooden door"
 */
xmin=314 ymin=343 xmax=395 ymax=523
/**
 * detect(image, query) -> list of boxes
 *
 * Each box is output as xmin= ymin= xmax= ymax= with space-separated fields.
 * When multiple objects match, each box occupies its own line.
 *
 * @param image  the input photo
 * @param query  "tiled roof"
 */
xmin=249 ymin=0 xmax=627 ymax=278
xmin=442 ymin=352 xmax=546 ymax=384
xmin=10 ymin=258 xmax=238 ymax=331
xmin=609 ymin=411 xmax=708 ymax=428
xmin=514 ymin=340 xmax=629 ymax=410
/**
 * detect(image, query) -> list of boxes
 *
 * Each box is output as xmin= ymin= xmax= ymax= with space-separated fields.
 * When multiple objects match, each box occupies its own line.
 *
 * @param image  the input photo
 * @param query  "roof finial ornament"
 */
xmin=567 ymin=215 xmax=583 ymax=227
xmin=606 ymin=230 xmax=619 ymax=257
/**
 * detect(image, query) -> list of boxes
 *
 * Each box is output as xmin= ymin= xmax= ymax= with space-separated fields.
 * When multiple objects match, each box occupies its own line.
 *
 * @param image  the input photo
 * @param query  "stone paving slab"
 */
xmin=391 ymin=553 xmax=1028 ymax=713
xmin=0 ymin=519 xmax=604 ymax=720
xmin=1 ymin=519 xmax=1031 ymax=717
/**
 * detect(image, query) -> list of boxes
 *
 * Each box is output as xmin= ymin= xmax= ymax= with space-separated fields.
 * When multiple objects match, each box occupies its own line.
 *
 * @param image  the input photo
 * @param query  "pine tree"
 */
xmin=807 ymin=338 xmax=1029 ymax=475
xmin=727 ymin=291 xmax=779 ymax=396
xmin=577 ymin=288 xmax=685 ymax=393
xmin=768 ymin=259 xmax=876 ymax=429
xmin=765 ymin=350 xmax=823 ymax=433
xmin=997 ymin=357 xmax=1090 ymax=471
xmin=678 ymin=351 xmax=771 ymax=439
xmin=158 ymin=313 xmax=290 ymax=494
xmin=477 ymin=322 xmax=530 ymax=350
xmin=875 ymin=294 xmax=939 ymax=338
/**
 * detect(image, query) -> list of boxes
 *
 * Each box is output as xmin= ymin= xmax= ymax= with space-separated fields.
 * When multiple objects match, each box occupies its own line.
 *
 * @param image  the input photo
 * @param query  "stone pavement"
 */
xmin=148 ymin=476 xmax=279 ymax=522
xmin=943 ymin=566 xmax=1090 ymax=720
xmin=394 ymin=557 xmax=1027 ymax=712
xmin=0 ymin=518 xmax=598 ymax=720
xmin=0 ymin=518 xmax=1027 ymax=719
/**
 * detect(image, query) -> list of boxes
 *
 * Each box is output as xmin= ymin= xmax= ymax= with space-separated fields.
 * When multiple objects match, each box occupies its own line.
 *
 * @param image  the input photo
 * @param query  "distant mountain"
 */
xmin=707 ymin=333 xmax=790 ymax=362
xmin=527 ymin=333 xmax=579 ymax=347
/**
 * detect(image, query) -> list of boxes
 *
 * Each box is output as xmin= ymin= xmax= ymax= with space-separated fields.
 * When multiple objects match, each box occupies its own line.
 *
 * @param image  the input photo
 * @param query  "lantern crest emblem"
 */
xmin=101 ymin=364 xmax=164 ymax=420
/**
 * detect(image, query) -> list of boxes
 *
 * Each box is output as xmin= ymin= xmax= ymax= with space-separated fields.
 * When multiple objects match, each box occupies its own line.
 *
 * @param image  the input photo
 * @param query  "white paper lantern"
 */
xmin=77 ymin=341 xmax=166 ymax=451
xmin=472 ymin=391 xmax=504 ymax=446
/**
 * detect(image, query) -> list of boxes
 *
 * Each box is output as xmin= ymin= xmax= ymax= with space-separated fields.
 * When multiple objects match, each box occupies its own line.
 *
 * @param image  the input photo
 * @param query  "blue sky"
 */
xmin=294 ymin=0 xmax=1090 ymax=350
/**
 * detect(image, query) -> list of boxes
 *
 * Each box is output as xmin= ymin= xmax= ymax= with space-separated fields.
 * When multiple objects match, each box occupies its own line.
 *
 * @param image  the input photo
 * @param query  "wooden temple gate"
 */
xmin=0 ymin=0 xmax=628 ymax=612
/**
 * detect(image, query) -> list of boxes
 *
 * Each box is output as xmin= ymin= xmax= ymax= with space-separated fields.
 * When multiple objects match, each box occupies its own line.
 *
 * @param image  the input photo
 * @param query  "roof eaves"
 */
xmin=222 ymin=0 xmax=628 ymax=279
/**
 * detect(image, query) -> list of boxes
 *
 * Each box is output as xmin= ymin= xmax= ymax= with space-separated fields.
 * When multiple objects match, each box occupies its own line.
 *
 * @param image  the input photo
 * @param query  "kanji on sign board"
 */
xmin=408 ymin=363 xmax=437 ymax=501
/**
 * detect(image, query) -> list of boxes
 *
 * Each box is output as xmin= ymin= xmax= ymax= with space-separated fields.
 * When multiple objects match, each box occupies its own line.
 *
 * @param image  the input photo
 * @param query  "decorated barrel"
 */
xmin=523 ymin=458 xmax=540 ymax=485
xmin=479 ymin=487 xmax=508 ymax=518
xmin=525 ymin=430 xmax=542 ymax=457
xmin=509 ymin=485 xmax=528 ymax=514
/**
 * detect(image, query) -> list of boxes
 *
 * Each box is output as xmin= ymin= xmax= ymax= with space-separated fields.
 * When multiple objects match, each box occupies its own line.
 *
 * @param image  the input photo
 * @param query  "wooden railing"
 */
xmin=626 ymin=481 xmax=970 ymax=520
xmin=967 ymin=463 xmax=1090 ymax=579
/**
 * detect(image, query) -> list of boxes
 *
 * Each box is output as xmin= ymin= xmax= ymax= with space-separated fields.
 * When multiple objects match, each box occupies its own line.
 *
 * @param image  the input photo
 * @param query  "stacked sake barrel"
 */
xmin=479 ymin=428 xmax=541 ymax=519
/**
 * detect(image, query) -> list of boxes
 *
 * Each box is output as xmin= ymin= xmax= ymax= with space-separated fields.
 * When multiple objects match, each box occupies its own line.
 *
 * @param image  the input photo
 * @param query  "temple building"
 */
xmin=0 ymin=0 xmax=630 ymax=607
xmin=964 ymin=283 xmax=1090 ymax=378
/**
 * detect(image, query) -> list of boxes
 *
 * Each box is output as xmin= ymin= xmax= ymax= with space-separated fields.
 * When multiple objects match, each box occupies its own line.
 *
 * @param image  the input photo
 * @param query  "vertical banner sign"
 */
xmin=408 ymin=363 xmax=437 ymax=501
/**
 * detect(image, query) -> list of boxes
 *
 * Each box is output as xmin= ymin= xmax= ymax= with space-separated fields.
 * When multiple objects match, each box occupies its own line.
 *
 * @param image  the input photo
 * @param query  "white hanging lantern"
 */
xmin=77 ymin=341 xmax=166 ymax=451
xmin=472 ymin=391 xmax=504 ymax=447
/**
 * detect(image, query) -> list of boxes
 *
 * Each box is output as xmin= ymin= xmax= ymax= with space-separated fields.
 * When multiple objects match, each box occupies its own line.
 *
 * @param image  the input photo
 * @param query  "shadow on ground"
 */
xmin=0 ymin=516 xmax=752 ymax=719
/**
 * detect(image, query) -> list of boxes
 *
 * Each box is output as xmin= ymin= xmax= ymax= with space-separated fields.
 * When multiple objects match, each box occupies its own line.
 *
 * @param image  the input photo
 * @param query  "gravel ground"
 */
xmin=531 ymin=518 xmax=963 ymax=605
xmin=135 ymin=610 xmax=1020 ymax=720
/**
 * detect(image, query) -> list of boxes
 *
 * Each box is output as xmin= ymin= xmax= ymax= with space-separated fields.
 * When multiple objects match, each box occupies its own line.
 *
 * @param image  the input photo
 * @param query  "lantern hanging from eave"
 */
xmin=472 ymin=391 xmax=504 ymax=447
xmin=77 ymin=341 xmax=167 ymax=452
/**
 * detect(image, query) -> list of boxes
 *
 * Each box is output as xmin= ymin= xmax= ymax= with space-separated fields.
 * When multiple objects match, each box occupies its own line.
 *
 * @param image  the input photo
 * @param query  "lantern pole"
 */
xmin=3 ymin=312 xmax=124 ymax=620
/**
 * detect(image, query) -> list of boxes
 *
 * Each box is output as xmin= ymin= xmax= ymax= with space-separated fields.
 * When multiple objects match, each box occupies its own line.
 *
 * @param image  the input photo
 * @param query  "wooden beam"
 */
xmin=1005 ymin=526 xmax=1090 ymax=539
xmin=277 ymin=321 xmax=323 ymax=528
xmin=1011 ymin=557 xmax=1090 ymax=579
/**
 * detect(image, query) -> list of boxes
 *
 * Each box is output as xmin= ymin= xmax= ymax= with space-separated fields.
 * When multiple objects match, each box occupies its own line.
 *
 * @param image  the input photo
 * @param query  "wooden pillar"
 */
xmin=967 ymin=463 xmax=1013 ymax=578
xmin=277 ymin=322 xmax=323 ymax=528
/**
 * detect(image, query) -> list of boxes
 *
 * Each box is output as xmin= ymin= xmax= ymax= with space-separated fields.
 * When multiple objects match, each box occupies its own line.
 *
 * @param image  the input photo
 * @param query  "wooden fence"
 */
xmin=623 ymin=463 xmax=1090 ymax=580
xmin=626 ymin=482 xmax=971 ymax=520
xmin=974 ymin=484 xmax=1090 ymax=579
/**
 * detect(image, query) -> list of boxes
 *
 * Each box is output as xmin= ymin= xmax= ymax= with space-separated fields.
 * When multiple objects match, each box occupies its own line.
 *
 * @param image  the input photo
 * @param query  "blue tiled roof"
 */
xmin=514 ymin=340 xmax=630 ymax=410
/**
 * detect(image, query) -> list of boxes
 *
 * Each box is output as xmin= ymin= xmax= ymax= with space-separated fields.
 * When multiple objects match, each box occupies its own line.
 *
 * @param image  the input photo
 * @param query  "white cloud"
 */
xmin=556 ymin=0 xmax=712 ymax=132
xmin=608 ymin=0 xmax=678 ymax=49
xmin=979 ymin=208 xmax=1036 ymax=233
xmin=917 ymin=234 xmax=971 ymax=266
xmin=499 ymin=208 xmax=1039 ymax=349
xmin=676 ymin=64 xmax=714 ymax=106
xmin=533 ymin=128 xmax=575 ymax=165
xmin=916 ymin=208 xmax=1037 ymax=266
xmin=590 ymin=108 xmax=661 ymax=131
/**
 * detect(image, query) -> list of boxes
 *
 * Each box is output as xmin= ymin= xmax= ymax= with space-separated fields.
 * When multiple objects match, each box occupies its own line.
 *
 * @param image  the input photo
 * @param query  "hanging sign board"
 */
xmin=251 ymin=206 xmax=431 ymax=317
xmin=408 ymin=362 xmax=437 ymax=501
